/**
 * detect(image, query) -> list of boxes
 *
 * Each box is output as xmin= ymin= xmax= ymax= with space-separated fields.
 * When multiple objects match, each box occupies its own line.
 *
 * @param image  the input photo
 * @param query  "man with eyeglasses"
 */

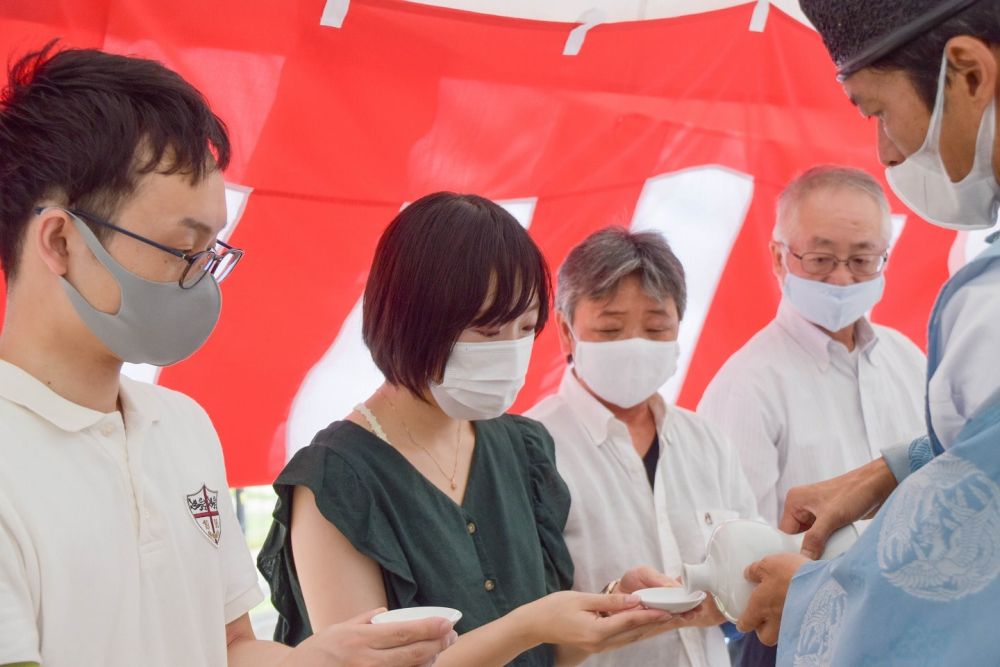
xmin=0 ymin=45 xmax=453 ymax=667
xmin=696 ymin=165 xmax=926 ymax=666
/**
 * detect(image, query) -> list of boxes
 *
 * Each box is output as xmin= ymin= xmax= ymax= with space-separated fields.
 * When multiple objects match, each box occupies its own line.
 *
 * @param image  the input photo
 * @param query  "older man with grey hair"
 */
xmin=526 ymin=227 xmax=758 ymax=667
xmin=697 ymin=166 xmax=926 ymax=664
xmin=700 ymin=165 xmax=926 ymax=526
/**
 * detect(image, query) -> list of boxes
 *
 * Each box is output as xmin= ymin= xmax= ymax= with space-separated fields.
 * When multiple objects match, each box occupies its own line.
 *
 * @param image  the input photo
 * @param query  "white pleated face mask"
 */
xmin=429 ymin=335 xmax=534 ymax=420
xmin=572 ymin=333 xmax=680 ymax=409
xmin=782 ymin=272 xmax=885 ymax=332
xmin=886 ymin=55 xmax=1000 ymax=231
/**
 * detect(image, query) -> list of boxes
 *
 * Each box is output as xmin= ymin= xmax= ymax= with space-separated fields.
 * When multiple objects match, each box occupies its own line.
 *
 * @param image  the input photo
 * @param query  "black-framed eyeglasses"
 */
xmin=779 ymin=242 xmax=888 ymax=277
xmin=35 ymin=206 xmax=245 ymax=289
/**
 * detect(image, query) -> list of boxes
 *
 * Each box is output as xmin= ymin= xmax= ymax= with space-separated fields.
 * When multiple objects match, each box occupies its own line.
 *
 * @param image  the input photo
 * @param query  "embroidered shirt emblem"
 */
xmin=186 ymin=484 xmax=222 ymax=547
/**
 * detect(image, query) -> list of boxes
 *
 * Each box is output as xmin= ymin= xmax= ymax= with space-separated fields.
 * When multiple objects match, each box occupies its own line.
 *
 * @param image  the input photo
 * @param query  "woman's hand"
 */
xmin=617 ymin=565 xmax=724 ymax=629
xmin=518 ymin=591 xmax=675 ymax=656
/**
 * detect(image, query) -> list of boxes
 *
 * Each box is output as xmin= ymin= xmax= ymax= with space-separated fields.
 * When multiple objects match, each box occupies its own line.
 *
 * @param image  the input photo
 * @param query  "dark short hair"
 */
xmin=872 ymin=3 xmax=1000 ymax=110
xmin=363 ymin=192 xmax=550 ymax=397
xmin=0 ymin=41 xmax=230 ymax=280
xmin=556 ymin=226 xmax=686 ymax=322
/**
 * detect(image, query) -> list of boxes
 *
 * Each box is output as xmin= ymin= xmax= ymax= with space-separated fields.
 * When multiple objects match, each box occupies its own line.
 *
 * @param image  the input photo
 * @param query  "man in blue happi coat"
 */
xmin=735 ymin=1 xmax=1000 ymax=664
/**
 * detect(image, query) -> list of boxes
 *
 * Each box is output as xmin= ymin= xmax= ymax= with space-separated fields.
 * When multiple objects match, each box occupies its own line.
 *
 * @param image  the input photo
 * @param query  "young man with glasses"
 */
xmin=696 ymin=166 xmax=926 ymax=666
xmin=0 ymin=44 xmax=453 ymax=667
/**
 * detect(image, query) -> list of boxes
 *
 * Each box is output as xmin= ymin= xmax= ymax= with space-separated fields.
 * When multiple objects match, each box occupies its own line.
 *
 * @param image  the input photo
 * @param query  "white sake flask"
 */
xmin=682 ymin=519 xmax=858 ymax=622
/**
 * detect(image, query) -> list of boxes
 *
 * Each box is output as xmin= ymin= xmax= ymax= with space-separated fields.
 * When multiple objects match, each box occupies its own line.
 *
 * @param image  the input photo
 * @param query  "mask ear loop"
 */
xmin=564 ymin=322 xmax=578 ymax=365
xmin=969 ymin=94 xmax=997 ymax=176
xmin=920 ymin=54 xmax=952 ymax=160
xmin=926 ymin=53 xmax=997 ymax=189
xmin=62 ymin=214 xmax=128 ymax=315
xmin=925 ymin=51 xmax=997 ymax=174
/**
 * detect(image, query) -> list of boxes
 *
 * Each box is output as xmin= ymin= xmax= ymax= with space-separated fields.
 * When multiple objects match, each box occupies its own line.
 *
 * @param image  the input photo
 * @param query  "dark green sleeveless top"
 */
xmin=258 ymin=414 xmax=574 ymax=666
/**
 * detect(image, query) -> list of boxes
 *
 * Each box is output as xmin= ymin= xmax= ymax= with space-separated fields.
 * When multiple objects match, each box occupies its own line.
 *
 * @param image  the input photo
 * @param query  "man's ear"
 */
xmin=769 ymin=240 xmax=786 ymax=283
xmin=34 ymin=208 xmax=73 ymax=277
xmin=945 ymin=36 xmax=998 ymax=110
xmin=555 ymin=310 xmax=574 ymax=363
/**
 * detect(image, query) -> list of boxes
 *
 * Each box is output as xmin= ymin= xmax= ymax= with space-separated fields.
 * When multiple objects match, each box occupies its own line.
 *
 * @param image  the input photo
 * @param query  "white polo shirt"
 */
xmin=526 ymin=369 xmax=758 ymax=667
xmin=0 ymin=360 xmax=263 ymax=667
xmin=698 ymin=300 xmax=926 ymax=524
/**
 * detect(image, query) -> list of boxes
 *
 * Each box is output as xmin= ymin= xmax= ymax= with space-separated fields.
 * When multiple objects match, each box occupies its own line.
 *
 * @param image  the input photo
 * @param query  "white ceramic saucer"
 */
xmin=634 ymin=587 xmax=706 ymax=613
xmin=371 ymin=606 xmax=463 ymax=625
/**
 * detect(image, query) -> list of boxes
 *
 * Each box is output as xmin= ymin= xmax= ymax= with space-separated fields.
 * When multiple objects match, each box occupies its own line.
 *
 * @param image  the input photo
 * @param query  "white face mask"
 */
xmin=783 ymin=272 xmax=885 ymax=332
xmin=572 ymin=332 xmax=680 ymax=409
xmin=429 ymin=335 xmax=534 ymax=420
xmin=886 ymin=55 xmax=1000 ymax=231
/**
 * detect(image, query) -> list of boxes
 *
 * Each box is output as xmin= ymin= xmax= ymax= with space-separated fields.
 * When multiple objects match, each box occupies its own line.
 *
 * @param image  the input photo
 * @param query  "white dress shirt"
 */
xmin=0 ymin=361 xmax=263 ymax=667
xmin=930 ymin=261 xmax=1000 ymax=448
xmin=698 ymin=300 xmax=926 ymax=525
xmin=526 ymin=369 xmax=758 ymax=667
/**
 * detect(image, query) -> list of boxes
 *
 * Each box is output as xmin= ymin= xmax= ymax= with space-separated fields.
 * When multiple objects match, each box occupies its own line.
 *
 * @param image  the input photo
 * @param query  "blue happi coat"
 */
xmin=778 ymin=234 xmax=1000 ymax=666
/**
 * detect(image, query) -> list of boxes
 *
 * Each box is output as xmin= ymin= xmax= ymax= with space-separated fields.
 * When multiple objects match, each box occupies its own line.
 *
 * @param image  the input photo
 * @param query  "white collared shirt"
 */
xmin=526 ymin=369 xmax=758 ymax=667
xmin=698 ymin=300 xmax=926 ymax=524
xmin=0 ymin=361 xmax=263 ymax=667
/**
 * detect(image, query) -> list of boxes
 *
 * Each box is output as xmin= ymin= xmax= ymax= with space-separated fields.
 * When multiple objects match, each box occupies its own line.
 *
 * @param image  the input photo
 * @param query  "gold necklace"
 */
xmin=384 ymin=393 xmax=462 ymax=490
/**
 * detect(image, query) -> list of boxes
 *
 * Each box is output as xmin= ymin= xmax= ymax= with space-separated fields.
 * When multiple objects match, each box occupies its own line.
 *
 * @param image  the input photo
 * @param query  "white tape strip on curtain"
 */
xmin=320 ymin=0 xmax=351 ymax=28
xmin=748 ymin=0 xmax=770 ymax=32
xmin=563 ymin=8 xmax=606 ymax=56
xmin=400 ymin=0 xmax=812 ymax=28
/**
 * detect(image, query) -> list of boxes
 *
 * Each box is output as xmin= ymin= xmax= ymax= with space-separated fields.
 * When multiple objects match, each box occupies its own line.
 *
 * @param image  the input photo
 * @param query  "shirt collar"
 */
xmin=557 ymin=366 xmax=668 ymax=445
xmin=0 ymin=360 xmax=160 ymax=432
xmin=775 ymin=299 xmax=880 ymax=371
xmin=118 ymin=375 xmax=163 ymax=426
xmin=854 ymin=317 xmax=881 ymax=363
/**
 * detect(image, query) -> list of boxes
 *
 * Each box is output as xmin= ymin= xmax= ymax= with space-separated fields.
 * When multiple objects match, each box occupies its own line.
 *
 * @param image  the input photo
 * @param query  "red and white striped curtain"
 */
xmin=1 ymin=0 xmax=977 ymax=487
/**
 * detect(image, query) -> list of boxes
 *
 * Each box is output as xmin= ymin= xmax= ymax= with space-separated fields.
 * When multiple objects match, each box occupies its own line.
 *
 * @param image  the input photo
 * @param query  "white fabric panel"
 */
xmin=221 ymin=184 xmax=254 ymax=244
xmin=630 ymin=166 xmax=754 ymax=404
xmin=889 ymin=213 xmax=907 ymax=251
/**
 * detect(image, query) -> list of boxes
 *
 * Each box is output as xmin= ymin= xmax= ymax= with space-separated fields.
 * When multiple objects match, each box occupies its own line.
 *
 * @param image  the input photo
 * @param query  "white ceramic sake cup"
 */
xmin=634 ymin=587 xmax=707 ymax=613
xmin=371 ymin=606 xmax=463 ymax=625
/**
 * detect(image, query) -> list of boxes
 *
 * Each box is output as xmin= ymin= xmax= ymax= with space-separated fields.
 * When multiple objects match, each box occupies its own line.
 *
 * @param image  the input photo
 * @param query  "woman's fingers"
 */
xmin=579 ymin=592 xmax=643 ymax=614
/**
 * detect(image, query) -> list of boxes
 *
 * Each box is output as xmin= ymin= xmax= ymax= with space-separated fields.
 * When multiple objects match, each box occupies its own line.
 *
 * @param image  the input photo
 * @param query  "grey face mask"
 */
xmin=61 ymin=215 xmax=222 ymax=366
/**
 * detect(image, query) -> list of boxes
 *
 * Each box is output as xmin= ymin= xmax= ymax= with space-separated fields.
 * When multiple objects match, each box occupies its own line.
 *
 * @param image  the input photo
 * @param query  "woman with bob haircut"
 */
xmin=259 ymin=192 xmax=679 ymax=666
